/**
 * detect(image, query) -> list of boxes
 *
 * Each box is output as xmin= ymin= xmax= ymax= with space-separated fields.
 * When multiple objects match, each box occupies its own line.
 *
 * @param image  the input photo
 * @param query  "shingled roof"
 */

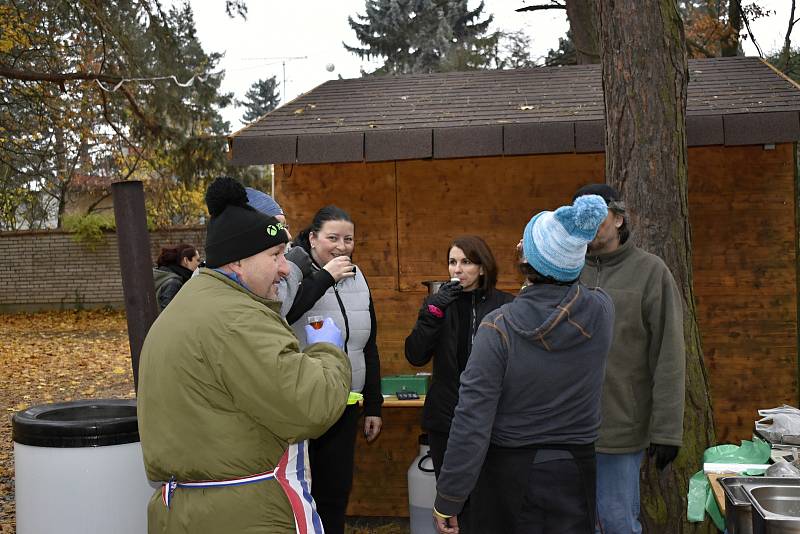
xmin=229 ymin=56 xmax=800 ymax=165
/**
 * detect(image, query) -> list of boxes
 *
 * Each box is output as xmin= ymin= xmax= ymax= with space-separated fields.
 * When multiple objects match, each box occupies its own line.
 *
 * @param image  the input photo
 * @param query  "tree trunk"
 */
xmin=779 ymin=0 xmax=797 ymax=72
xmin=596 ymin=1 xmax=716 ymax=532
xmin=54 ymin=126 xmax=66 ymax=229
xmin=721 ymin=0 xmax=742 ymax=57
xmin=565 ymin=0 xmax=599 ymax=64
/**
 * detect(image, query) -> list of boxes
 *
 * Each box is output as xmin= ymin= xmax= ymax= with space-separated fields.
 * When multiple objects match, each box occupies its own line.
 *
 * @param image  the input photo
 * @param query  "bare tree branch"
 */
xmin=99 ymin=88 xmax=167 ymax=181
xmin=0 ymin=67 xmax=163 ymax=136
xmin=85 ymin=191 xmax=113 ymax=214
xmin=738 ymin=1 xmax=765 ymax=58
xmin=0 ymin=66 xmax=125 ymax=84
xmin=225 ymin=0 xmax=248 ymax=19
xmin=516 ymin=2 xmax=566 ymax=13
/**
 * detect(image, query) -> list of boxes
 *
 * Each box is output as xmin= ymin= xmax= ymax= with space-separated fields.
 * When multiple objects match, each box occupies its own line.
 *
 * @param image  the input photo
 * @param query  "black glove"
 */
xmin=427 ymin=281 xmax=463 ymax=311
xmin=649 ymin=444 xmax=679 ymax=471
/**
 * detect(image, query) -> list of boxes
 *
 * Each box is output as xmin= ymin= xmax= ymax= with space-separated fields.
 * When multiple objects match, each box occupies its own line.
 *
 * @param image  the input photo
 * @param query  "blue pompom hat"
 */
xmin=522 ymin=194 xmax=608 ymax=281
xmin=245 ymin=187 xmax=283 ymax=217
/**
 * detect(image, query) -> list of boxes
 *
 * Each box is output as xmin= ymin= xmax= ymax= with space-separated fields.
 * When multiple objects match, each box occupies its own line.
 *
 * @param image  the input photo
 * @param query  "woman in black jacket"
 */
xmin=152 ymin=243 xmax=199 ymax=311
xmin=405 ymin=235 xmax=514 ymax=478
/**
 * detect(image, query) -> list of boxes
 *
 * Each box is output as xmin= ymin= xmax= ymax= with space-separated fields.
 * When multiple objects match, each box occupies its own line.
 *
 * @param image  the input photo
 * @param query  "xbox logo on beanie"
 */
xmin=522 ymin=194 xmax=608 ymax=282
xmin=204 ymin=177 xmax=289 ymax=268
xmin=265 ymin=222 xmax=286 ymax=237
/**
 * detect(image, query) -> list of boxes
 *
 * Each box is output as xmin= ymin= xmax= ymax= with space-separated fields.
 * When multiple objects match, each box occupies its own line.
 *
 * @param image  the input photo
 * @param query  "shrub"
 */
xmin=63 ymin=213 xmax=116 ymax=250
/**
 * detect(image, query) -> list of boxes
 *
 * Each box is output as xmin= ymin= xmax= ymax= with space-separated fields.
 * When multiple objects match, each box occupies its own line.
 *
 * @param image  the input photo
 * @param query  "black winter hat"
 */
xmin=204 ymin=177 xmax=289 ymax=268
xmin=573 ymin=183 xmax=625 ymax=213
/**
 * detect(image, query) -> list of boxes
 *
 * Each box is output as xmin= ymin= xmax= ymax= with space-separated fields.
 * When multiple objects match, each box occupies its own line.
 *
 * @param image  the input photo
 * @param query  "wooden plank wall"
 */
xmin=273 ymin=144 xmax=798 ymax=516
xmin=396 ymin=154 xmax=605 ymax=292
xmin=689 ymin=144 xmax=798 ymax=442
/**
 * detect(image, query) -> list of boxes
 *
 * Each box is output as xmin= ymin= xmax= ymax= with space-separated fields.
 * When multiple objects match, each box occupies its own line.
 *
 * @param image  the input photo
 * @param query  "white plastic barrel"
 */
xmin=13 ymin=399 xmax=156 ymax=534
xmin=408 ymin=434 xmax=437 ymax=534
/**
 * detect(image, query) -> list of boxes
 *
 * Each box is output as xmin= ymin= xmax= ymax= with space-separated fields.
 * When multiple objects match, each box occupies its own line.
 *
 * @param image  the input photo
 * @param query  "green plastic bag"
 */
xmin=686 ymin=438 xmax=770 ymax=531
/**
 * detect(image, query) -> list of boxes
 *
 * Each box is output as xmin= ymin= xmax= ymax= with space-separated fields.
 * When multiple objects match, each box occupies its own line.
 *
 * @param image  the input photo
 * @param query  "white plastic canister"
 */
xmin=408 ymin=434 xmax=437 ymax=534
xmin=13 ymin=399 xmax=156 ymax=534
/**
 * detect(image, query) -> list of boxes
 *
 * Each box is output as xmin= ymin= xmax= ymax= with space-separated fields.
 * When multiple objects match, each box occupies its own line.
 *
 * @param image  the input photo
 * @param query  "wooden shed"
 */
xmin=229 ymin=56 xmax=800 ymax=517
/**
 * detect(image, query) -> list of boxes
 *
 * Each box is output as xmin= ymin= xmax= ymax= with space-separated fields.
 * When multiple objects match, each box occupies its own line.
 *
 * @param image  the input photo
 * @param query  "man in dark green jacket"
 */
xmin=138 ymin=177 xmax=351 ymax=534
xmin=575 ymin=184 xmax=685 ymax=534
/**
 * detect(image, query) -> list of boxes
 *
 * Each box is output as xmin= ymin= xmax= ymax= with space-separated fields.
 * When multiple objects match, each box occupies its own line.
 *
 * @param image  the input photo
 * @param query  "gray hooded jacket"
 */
xmin=435 ymin=282 xmax=615 ymax=516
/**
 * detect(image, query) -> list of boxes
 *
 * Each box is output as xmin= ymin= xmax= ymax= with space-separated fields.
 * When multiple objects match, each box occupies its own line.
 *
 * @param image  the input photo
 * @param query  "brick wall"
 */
xmin=0 ymin=227 xmax=205 ymax=312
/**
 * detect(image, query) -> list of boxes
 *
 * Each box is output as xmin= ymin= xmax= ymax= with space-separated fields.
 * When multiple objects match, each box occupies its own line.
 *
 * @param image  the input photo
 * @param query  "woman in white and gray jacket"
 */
xmin=283 ymin=205 xmax=382 ymax=534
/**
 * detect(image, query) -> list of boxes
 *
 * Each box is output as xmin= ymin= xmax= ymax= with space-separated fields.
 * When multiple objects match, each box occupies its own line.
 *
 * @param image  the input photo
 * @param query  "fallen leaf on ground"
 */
xmin=0 ymin=309 xmax=135 ymax=529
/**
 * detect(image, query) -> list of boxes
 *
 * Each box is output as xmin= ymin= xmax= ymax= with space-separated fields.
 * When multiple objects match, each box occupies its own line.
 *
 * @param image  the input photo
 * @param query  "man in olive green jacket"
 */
xmin=138 ymin=177 xmax=351 ymax=534
xmin=575 ymin=184 xmax=685 ymax=534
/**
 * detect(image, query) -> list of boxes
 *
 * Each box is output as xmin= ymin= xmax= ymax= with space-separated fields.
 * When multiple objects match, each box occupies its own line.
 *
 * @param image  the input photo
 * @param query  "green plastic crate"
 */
xmin=380 ymin=374 xmax=430 ymax=395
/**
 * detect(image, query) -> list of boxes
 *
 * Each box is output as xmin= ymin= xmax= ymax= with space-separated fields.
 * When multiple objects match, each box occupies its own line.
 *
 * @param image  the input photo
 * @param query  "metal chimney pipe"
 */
xmin=111 ymin=180 xmax=158 ymax=392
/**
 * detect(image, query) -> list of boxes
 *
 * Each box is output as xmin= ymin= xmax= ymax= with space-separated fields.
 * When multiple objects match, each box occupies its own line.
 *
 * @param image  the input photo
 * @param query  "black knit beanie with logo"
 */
xmin=204 ymin=176 xmax=289 ymax=268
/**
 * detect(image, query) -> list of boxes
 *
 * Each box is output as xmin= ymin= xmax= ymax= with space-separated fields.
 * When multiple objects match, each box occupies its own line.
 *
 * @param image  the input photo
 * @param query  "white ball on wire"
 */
xmin=325 ymin=63 xmax=335 ymax=72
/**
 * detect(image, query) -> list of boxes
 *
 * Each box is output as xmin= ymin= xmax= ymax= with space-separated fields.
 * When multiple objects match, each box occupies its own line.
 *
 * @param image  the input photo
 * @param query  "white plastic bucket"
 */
xmin=13 ymin=399 xmax=156 ymax=534
xmin=408 ymin=434 xmax=437 ymax=534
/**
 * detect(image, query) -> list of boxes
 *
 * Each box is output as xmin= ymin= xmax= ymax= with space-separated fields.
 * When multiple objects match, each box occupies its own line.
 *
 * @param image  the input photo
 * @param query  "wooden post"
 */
xmin=111 ymin=180 xmax=157 ymax=392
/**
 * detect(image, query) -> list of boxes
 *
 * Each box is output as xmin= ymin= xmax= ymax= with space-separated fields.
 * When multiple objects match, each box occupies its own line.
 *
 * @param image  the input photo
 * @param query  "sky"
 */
xmin=188 ymin=0 xmax=794 ymax=131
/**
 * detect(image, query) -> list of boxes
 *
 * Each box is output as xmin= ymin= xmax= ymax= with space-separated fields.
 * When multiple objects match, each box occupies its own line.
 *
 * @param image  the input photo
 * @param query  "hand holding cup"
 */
xmin=323 ymin=255 xmax=357 ymax=283
xmin=428 ymin=280 xmax=462 ymax=311
xmin=304 ymin=317 xmax=344 ymax=349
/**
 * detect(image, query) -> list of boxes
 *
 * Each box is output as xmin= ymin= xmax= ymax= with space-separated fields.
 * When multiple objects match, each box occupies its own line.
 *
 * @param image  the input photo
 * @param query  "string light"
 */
xmin=93 ymin=71 xmax=223 ymax=92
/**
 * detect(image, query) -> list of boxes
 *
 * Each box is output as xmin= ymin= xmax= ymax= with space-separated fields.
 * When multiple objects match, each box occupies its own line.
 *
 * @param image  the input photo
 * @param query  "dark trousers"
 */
xmin=309 ymin=404 xmax=360 ymax=534
xmin=428 ymin=430 xmax=471 ymax=533
xmin=469 ymin=443 xmax=596 ymax=534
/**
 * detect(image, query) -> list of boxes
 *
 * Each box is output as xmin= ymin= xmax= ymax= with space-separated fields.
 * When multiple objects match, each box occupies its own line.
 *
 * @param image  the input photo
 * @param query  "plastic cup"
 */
xmin=307 ymin=315 xmax=324 ymax=330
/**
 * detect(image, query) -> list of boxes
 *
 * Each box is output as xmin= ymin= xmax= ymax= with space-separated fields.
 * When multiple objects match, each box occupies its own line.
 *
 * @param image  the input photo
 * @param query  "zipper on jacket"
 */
xmin=333 ymin=285 xmax=350 ymax=354
xmin=469 ymin=292 xmax=479 ymax=352
xmin=594 ymin=257 xmax=602 ymax=287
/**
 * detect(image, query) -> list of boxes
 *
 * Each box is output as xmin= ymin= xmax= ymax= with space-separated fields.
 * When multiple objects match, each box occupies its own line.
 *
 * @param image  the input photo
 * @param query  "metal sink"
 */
xmin=721 ymin=477 xmax=800 ymax=534
xmin=749 ymin=486 xmax=800 ymax=516
xmin=745 ymin=482 xmax=800 ymax=533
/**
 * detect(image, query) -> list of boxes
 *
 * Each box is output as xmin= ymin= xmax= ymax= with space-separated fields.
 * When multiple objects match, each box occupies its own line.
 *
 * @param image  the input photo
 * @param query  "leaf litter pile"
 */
xmin=0 ymin=310 xmax=134 ymax=531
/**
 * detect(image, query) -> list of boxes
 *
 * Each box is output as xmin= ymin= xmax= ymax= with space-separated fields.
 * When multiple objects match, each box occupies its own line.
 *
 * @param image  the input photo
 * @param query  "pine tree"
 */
xmin=345 ymin=0 xmax=418 ymax=74
xmin=345 ymin=0 xmax=497 ymax=74
xmin=545 ymin=31 xmax=577 ymax=66
xmin=238 ymin=76 xmax=281 ymax=124
xmin=495 ymin=31 xmax=537 ymax=69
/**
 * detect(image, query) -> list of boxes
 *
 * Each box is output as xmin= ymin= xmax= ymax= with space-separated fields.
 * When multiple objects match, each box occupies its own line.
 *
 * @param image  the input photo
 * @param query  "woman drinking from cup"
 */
xmin=404 ymin=236 xmax=514 ymax=528
xmin=284 ymin=205 xmax=382 ymax=534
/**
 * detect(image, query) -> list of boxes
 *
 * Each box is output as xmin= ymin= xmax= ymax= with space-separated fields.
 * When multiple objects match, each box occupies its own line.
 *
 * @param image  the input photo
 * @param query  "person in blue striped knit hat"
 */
xmin=523 ymin=194 xmax=609 ymax=282
xmin=433 ymin=195 xmax=616 ymax=534
xmin=245 ymin=187 xmax=288 ymax=236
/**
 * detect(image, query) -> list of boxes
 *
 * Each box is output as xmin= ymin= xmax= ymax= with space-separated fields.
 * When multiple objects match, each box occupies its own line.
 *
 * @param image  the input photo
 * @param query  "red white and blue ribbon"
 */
xmin=275 ymin=440 xmax=324 ymax=534
xmin=161 ymin=470 xmax=277 ymax=508
xmin=160 ymin=441 xmax=324 ymax=534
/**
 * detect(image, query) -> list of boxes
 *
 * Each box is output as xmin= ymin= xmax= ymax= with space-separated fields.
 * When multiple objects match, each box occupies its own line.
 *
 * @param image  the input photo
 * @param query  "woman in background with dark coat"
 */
xmin=152 ymin=243 xmax=199 ymax=311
